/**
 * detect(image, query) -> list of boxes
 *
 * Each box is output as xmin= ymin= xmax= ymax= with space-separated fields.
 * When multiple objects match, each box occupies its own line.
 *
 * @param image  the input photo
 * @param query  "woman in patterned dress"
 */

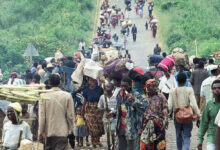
xmin=83 ymin=77 xmax=104 ymax=148
xmin=140 ymin=79 xmax=168 ymax=150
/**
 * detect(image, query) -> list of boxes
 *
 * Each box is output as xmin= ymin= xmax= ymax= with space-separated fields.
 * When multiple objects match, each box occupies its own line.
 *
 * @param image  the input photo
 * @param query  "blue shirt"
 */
xmin=83 ymin=86 xmax=103 ymax=103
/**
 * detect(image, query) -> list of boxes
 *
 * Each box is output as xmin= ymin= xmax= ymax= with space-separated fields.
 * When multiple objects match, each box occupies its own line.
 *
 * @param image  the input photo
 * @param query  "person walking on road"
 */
xmin=152 ymin=23 xmax=157 ymax=38
xmin=145 ymin=21 xmax=148 ymax=30
xmin=168 ymin=73 xmax=200 ymax=150
xmin=38 ymin=74 xmax=75 ymax=150
xmin=153 ymin=44 xmax=161 ymax=55
xmin=131 ymin=24 xmax=137 ymax=42
xmin=190 ymin=61 xmax=209 ymax=112
xmin=198 ymin=79 xmax=220 ymax=150
xmin=115 ymin=77 xmax=148 ymax=150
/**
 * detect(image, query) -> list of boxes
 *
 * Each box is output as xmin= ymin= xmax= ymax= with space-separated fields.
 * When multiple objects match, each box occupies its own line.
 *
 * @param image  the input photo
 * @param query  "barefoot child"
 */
xmin=75 ymin=107 xmax=88 ymax=147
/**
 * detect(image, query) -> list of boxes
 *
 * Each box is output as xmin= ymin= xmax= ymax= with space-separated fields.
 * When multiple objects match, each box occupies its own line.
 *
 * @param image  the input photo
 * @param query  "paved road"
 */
xmin=73 ymin=0 xmax=208 ymax=149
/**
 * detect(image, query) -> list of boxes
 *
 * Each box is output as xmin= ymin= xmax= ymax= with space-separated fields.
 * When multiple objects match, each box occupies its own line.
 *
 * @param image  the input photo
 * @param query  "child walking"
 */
xmin=75 ymin=107 xmax=88 ymax=147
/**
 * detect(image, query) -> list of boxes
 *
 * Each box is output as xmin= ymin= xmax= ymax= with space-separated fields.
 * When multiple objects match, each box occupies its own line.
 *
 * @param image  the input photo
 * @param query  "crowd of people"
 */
xmin=1 ymin=0 xmax=220 ymax=150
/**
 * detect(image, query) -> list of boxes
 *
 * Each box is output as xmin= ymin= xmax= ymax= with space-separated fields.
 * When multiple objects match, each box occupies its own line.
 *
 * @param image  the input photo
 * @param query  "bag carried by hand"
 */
xmin=174 ymin=88 xmax=197 ymax=124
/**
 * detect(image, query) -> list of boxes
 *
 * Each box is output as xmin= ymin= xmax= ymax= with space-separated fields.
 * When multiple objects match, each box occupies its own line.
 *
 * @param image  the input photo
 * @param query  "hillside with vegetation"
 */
xmin=0 ymin=0 xmax=97 ymax=79
xmin=155 ymin=0 xmax=220 ymax=57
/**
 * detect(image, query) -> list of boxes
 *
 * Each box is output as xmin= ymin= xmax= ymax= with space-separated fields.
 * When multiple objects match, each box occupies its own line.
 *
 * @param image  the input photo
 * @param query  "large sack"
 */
xmin=54 ymin=51 xmax=63 ymax=62
xmin=18 ymin=139 xmax=34 ymax=150
xmin=104 ymin=50 xmax=119 ymax=62
xmin=157 ymin=56 xmax=175 ymax=72
xmin=173 ymin=52 xmax=186 ymax=66
xmin=91 ymin=45 xmax=99 ymax=62
xmin=71 ymin=58 xmax=85 ymax=89
xmin=104 ymin=58 xmax=132 ymax=79
xmin=149 ymin=54 xmax=164 ymax=66
xmin=83 ymin=59 xmax=103 ymax=80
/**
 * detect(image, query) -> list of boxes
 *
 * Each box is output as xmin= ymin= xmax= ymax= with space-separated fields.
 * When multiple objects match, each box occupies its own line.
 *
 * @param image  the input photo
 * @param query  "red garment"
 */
xmin=119 ymin=91 xmax=127 ymax=129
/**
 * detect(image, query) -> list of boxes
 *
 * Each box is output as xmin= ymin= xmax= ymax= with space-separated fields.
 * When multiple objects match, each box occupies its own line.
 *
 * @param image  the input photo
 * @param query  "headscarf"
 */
xmin=8 ymin=102 xmax=22 ymax=117
xmin=146 ymin=79 xmax=158 ymax=87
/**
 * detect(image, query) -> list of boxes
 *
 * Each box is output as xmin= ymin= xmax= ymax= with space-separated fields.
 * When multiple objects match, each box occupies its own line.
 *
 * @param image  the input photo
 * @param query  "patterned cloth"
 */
xmin=84 ymin=102 xmax=104 ymax=145
xmin=140 ymin=93 xmax=168 ymax=150
xmin=116 ymin=91 xmax=148 ymax=140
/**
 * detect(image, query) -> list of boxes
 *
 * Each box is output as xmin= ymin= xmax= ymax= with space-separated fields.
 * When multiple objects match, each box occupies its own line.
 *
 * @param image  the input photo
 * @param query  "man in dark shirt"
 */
xmin=190 ymin=61 xmax=209 ymax=111
xmin=153 ymin=44 xmax=161 ymax=55
xmin=131 ymin=24 xmax=137 ymax=42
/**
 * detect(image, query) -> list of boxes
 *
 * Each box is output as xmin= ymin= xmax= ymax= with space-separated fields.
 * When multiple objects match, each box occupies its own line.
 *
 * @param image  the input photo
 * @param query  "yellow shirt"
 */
xmin=76 ymin=115 xmax=85 ymax=126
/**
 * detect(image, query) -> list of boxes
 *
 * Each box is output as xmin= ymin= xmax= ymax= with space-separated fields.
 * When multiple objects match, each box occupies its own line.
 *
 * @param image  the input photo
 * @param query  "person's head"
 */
xmin=177 ymin=72 xmax=187 ymax=86
xmin=46 ymin=63 xmax=54 ymax=73
xmin=156 ymin=44 xmax=159 ymax=47
xmin=198 ymin=61 xmax=204 ymax=69
xmin=162 ymin=52 xmax=167 ymax=58
xmin=33 ymin=62 xmax=38 ymax=68
xmin=7 ymin=102 xmax=22 ymax=124
xmin=76 ymin=107 xmax=83 ymax=116
xmin=164 ymin=71 xmax=170 ymax=78
xmin=33 ymin=74 xmax=41 ymax=84
xmin=106 ymin=82 xmax=114 ymax=93
xmin=88 ymin=77 xmax=96 ymax=88
xmin=193 ymin=58 xmax=200 ymax=65
xmin=126 ymin=50 xmax=129 ymax=54
xmin=209 ymin=58 xmax=214 ymax=64
xmin=211 ymin=80 xmax=220 ymax=99
xmin=49 ymin=73 xmax=61 ymax=87
xmin=121 ymin=77 xmax=132 ymax=92
xmin=20 ymin=103 xmax=28 ymax=117
xmin=10 ymin=72 xmax=17 ymax=78
xmin=112 ymin=77 xmax=121 ymax=87
xmin=145 ymin=79 xmax=158 ymax=95
xmin=177 ymin=65 xmax=184 ymax=72
xmin=133 ymin=24 xmax=136 ymax=27
xmin=42 ymin=63 xmax=47 ymax=70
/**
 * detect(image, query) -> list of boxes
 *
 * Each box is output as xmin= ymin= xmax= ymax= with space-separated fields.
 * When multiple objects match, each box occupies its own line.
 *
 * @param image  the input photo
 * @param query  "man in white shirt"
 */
xmin=200 ymin=65 xmax=218 ymax=109
xmin=159 ymin=71 xmax=177 ymax=99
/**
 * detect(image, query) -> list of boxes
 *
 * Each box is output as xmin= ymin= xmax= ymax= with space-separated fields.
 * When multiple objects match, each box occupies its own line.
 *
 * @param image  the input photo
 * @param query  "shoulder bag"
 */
xmin=174 ymin=87 xmax=197 ymax=124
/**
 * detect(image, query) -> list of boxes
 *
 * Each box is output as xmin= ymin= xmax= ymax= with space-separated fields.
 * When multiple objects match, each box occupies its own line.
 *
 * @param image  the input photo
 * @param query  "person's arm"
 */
xmin=24 ymin=123 xmax=33 ymax=141
xmin=190 ymin=71 xmax=194 ymax=85
xmin=197 ymin=103 xmax=209 ymax=146
xmin=131 ymin=92 xmax=148 ymax=114
xmin=38 ymin=97 xmax=46 ymax=138
xmin=67 ymin=94 xmax=75 ymax=132
xmin=2 ymin=124 xmax=5 ymax=142
xmin=98 ymin=95 xmax=105 ymax=110
xmin=189 ymin=88 xmax=200 ymax=116
xmin=200 ymin=81 xmax=205 ymax=97
xmin=216 ymin=127 xmax=220 ymax=150
xmin=168 ymin=90 xmax=173 ymax=114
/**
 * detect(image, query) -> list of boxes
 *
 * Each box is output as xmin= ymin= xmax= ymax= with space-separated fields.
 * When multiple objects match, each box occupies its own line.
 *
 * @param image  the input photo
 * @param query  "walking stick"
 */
xmin=103 ymin=83 xmax=112 ymax=150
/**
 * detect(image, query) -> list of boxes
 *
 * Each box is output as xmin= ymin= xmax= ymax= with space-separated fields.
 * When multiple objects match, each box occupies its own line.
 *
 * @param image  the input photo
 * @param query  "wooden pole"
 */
xmin=195 ymin=40 xmax=198 ymax=57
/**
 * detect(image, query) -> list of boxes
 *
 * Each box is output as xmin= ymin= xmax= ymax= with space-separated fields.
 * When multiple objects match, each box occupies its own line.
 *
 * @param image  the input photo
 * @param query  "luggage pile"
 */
xmin=172 ymin=47 xmax=189 ymax=68
xmin=157 ymin=55 xmax=175 ymax=72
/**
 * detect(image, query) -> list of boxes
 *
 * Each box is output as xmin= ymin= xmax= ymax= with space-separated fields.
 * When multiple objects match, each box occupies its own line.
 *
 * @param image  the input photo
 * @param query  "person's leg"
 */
xmin=76 ymin=136 xmax=80 ymax=147
xmin=45 ymin=137 xmax=54 ymax=150
xmin=127 ymin=139 xmax=136 ymax=150
xmin=174 ymin=119 xmax=183 ymax=150
xmin=80 ymin=137 xmax=84 ymax=147
xmin=207 ymin=142 xmax=216 ymax=150
xmin=195 ymin=94 xmax=200 ymax=109
xmin=182 ymin=122 xmax=193 ymax=150
xmin=86 ymin=136 xmax=90 ymax=146
xmin=118 ymin=135 xmax=127 ymax=150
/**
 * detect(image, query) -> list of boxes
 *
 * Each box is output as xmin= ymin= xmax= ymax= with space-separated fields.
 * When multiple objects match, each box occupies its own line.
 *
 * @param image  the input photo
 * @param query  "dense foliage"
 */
xmin=0 ymin=0 xmax=96 ymax=80
xmin=155 ymin=0 xmax=220 ymax=57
